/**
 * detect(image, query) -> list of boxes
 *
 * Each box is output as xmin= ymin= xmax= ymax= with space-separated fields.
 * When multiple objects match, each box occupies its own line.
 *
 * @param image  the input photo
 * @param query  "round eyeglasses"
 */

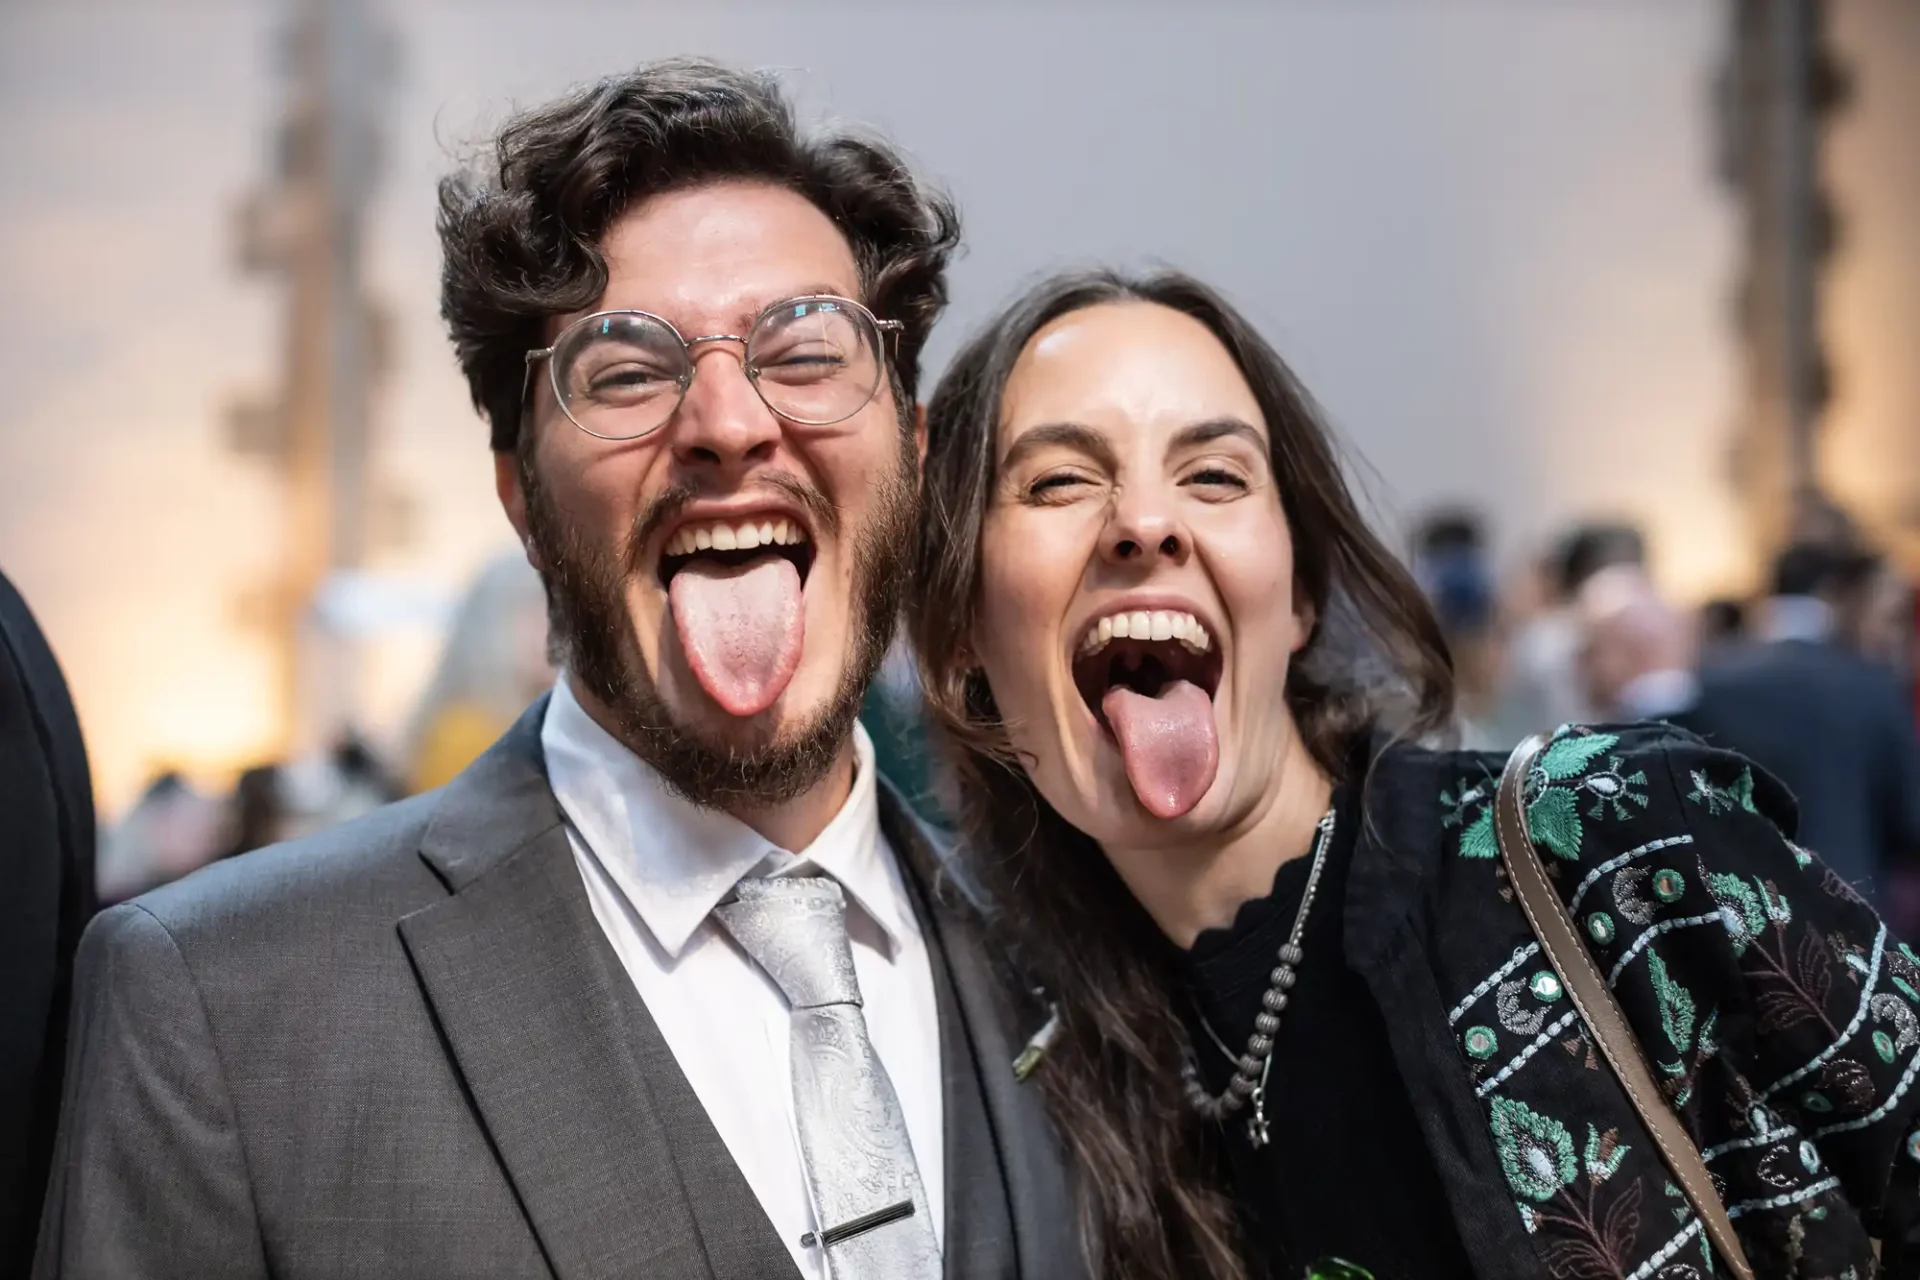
xmin=523 ymin=294 xmax=903 ymax=441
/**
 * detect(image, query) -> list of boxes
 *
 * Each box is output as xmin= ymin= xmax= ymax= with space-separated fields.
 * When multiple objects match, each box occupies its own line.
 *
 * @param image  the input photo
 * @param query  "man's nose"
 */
xmin=669 ymin=344 xmax=782 ymax=473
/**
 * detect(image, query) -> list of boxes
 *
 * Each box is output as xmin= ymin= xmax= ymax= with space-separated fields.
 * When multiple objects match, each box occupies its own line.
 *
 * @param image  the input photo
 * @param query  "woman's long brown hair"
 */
xmin=907 ymin=269 xmax=1456 ymax=1280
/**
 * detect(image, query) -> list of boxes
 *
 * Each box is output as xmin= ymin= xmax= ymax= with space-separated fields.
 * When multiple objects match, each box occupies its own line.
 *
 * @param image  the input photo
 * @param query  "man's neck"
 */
xmin=567 ymin=673 xmax=859 ymax=854
xmin=731 ymin=750 xmax=858 ymax=853
xmin=1102 ymin=735 xmax=1334 ymax=949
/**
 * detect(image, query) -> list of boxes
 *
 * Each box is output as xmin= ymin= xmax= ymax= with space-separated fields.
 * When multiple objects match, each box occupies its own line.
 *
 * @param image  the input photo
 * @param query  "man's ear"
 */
xmin=494 ymin=449 xmax=543 ymax=572
xmin=913 ymin=402 xmax=929 ymax=471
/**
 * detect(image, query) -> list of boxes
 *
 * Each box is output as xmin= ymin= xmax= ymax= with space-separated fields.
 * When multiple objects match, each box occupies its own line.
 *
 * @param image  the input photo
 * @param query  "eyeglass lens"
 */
xmin=551 ymin=299 xmax=883 ymax=440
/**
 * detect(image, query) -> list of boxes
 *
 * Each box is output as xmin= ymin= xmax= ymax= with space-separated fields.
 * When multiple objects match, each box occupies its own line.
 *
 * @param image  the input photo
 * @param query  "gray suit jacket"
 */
xmin=34 ymin=702 xmax=1084 ymax=1280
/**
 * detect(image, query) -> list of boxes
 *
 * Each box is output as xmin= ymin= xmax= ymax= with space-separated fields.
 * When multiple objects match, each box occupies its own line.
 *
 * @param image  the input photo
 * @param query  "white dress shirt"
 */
xmin=541 ymin=676 xmax=943 ymax=1278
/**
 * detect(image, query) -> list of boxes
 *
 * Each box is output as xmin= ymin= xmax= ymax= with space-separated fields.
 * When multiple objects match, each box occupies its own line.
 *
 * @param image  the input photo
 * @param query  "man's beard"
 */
xmin=521 ymin=439 xmax=917 ymax=811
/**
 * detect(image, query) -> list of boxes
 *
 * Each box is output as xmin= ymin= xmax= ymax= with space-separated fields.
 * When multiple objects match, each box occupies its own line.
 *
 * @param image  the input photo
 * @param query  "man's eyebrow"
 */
xmin=1169 ymin=417 xmax=1266 ymax=452
xmin=999 ymin=422 xmax=1118 ymax=472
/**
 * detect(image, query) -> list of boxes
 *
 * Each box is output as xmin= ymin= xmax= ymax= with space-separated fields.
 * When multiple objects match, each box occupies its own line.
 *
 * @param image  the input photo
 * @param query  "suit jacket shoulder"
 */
xmin=129 ymin=790 xmax=447 ymax=945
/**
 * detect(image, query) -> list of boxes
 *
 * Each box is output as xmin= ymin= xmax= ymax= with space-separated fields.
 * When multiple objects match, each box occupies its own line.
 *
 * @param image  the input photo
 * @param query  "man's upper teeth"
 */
xmin=1081 ymin=610 xmax=1212 ymax=655
xmin=665 ymin=518 xmax=805 ymax=558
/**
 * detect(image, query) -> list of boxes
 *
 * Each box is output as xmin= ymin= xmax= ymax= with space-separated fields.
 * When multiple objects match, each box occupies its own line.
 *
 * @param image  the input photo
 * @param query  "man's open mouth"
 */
xmin=658 ymin=516 xmax=815 ymax=589
xmin=1071 ymin=609 xmax=1222 ymax=733
xmin=657 ymin=515 xmax=818 ymax=718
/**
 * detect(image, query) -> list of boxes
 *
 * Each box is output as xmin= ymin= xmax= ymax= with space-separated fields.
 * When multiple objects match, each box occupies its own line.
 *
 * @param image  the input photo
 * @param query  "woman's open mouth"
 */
xmin=1071 ymin=609 xmax=1222 ymax=733
xmin=1069 ymin=608 xmax=1224 ymax=820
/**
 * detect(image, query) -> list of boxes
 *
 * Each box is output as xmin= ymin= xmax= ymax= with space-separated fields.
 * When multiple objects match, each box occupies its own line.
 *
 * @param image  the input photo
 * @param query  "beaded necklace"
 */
xmin=1181 ymin=805 xmax=1338 ymax=1149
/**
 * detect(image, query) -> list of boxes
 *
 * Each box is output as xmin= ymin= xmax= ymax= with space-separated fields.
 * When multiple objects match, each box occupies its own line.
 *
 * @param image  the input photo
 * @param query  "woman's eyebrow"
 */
xmin=1000 ymin=422 xmax=1117 ymax=471
xmin=1169 ymin=417 xmax=1264 ymax=452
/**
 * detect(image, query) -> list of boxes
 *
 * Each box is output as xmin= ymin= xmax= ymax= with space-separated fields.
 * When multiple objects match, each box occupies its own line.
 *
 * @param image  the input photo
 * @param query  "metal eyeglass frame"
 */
xmin=521 ymin=293 xmax=904 ymax=441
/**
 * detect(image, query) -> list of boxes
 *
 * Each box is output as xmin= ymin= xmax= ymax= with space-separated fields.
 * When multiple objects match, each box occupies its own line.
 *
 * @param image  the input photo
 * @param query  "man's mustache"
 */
xmin=627 ymin=473 xmax=840 ymax=575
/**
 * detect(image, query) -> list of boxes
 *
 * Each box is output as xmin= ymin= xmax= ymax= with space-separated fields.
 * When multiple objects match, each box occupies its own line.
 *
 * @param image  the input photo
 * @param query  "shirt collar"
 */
xmin=540 ymin=674 xmax=902 ymax=959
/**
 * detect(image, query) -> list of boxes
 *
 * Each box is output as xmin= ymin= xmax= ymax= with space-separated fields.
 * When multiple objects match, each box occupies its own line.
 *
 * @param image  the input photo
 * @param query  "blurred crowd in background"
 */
xmin=95 ymin=504 xmax=1920 ymax=937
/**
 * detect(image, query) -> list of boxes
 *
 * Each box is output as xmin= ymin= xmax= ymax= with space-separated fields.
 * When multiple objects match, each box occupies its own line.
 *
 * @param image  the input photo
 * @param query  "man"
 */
xmin=1496 ymin=520 xmax=1646 ymax=743
xmin=0 ymin=569 xmax=94 ymax=1280
xmin=1682 ymin=542 xmax=1920 ymax=901
xmin=36 ymin=61 xmax=1080 ymax=1280
xmin=1573 ymin=563 xmax=1699 ymax=724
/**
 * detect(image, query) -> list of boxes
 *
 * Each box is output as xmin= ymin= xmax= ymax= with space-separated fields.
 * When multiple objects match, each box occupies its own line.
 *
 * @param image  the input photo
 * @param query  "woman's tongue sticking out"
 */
xmin=1102 ymin=678 xmax=1219 ymax=819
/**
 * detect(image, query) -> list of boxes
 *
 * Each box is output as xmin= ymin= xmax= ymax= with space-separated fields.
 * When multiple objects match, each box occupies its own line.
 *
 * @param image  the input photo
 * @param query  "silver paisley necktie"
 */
xmin=713 ymin=876 xmax=941 ymax=1280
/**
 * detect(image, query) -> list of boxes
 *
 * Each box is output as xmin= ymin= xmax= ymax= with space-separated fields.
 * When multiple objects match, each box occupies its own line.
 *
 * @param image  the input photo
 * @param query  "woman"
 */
xmin=908 ymin=269 xmax=1920 ymax=1280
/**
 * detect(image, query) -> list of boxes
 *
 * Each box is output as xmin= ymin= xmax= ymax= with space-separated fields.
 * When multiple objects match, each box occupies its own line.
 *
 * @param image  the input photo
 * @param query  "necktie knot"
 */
xmin=714 ymin=875 xmax=861 ymax=1011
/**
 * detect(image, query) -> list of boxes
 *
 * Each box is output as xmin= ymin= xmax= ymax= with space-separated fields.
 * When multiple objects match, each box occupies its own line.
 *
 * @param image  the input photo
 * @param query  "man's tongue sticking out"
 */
xmin=1100 ymin=680 xmax=1219 ymax=820
xmin=668 ymin=556 xmax=805 ymax=717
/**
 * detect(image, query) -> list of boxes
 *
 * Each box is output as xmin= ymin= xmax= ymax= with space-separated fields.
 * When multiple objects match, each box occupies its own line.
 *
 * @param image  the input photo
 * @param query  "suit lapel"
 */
xmin=399 ymin=704 xmax=787 ymax=1280
xmin=880 ymin=787 xmax=1085 ymax=1280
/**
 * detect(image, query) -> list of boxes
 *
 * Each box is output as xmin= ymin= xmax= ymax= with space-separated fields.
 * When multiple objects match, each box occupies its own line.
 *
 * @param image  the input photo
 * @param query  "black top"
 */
xmin=1179 ymin=785 xmax=1474 ymax=1280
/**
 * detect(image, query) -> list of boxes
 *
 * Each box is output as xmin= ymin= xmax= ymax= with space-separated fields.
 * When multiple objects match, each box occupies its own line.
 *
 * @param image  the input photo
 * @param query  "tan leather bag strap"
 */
xmin=1495 ymin=736 xmax=1755 ymax=1280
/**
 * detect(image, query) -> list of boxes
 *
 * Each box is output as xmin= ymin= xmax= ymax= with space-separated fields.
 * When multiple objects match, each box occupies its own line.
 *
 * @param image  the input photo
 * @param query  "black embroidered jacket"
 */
xmin=1346 ymin=722 xmax=1920 ymax=1279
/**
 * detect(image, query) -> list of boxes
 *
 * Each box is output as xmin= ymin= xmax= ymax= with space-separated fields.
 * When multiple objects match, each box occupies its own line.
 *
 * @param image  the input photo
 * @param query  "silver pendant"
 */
xmin=1246 ymin=1087 xmax=1270 ymax=1148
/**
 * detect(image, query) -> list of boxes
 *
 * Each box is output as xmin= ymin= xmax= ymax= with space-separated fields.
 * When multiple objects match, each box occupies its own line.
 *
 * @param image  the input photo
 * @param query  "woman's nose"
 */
xmin=1100 ymin=499 xmax=1188 ymax=568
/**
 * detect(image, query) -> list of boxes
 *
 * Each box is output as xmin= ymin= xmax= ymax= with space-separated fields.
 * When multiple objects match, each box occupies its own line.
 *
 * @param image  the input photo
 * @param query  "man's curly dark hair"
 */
xmin=438 ymin=58 xmax=962 ymax=451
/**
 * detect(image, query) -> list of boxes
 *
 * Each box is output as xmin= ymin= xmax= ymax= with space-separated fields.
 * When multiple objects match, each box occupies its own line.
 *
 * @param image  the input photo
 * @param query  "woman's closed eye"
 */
xmin=1025 ymin=471 xmax=1099 ymax=502
xmin=1182 ymin=465 xmax=1250 ymax=494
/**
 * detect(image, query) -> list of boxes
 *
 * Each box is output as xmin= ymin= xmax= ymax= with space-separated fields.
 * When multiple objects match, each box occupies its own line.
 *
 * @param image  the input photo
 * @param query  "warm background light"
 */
xmin=11 ymin=0 xmax=1894 ymax=818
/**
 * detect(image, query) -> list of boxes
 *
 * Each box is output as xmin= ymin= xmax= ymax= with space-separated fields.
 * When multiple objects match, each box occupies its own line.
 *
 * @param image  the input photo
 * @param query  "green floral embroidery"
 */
xmin=1448 ymin=730 xmax=1640 ymax=860
xmin=1578 ymin=757 xmax=1651 ymax=820
xmin=1762 ymin=880 xmax=1793 ymax=925
xmin=1526 ymin=786 xmax=1584 ymax=861
xmin=1538 ymin=731 xmax=1620 ymax=781
xmin=1441 ymin=782 xmax=1488 ymax=829
xmin=1442 ymin=781 xmax=1500 ymax=859
xmin=1709 ymin=871 xmax=1765 ymax=953
xmin=1687 ymin=766 xmax=1757 ymax=816
xmin=1648 ymin=950 xmax=1696 ymax=1055
xmin=1458 ymin=806 xmax=1498 ymax=860
xmin=1490 ymin=1096 xmax=1578 ymax=1202
xmin=1583 ymin=1124 xmax=1630 ymax=1182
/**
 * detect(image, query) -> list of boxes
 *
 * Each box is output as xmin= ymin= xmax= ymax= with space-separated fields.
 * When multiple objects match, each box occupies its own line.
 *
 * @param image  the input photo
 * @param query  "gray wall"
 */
xmin=0 ymin=0 xmax=1744 ymax=809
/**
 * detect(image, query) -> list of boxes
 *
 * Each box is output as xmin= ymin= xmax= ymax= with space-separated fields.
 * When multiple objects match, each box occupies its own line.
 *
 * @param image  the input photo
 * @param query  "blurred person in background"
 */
xmin=1495 ymin=520 xmax=1645 ymax=742
xmin=36 ymin=59 xmax=1079 ymax=1280
xmin=0 ymin=569 xmax=94 ymax=1279
xmin=1574 ymin=563 xmax=1698 ymax=723
xmin=402 ymin=550 xmax=554 ymax=793
xmin=1832 ymin=548 xmax=1917 ymax=676
xmin=92 ymin=770 xmax=228 ymax=906
xmin=1696 ymin=596 xmax=1747 ymax=656
xmin=1412 ymin=509 xmax=1503 ymax=747
xmin=1682 ymin=541 xmax=1920 ymax=904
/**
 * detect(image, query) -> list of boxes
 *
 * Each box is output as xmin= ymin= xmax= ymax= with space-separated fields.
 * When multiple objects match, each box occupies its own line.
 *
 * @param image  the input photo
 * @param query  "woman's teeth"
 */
xmin=1078 ymin=610 xmax=1212 ymax=656
xmin=664 ymin=518 xmax=807 ymax=558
